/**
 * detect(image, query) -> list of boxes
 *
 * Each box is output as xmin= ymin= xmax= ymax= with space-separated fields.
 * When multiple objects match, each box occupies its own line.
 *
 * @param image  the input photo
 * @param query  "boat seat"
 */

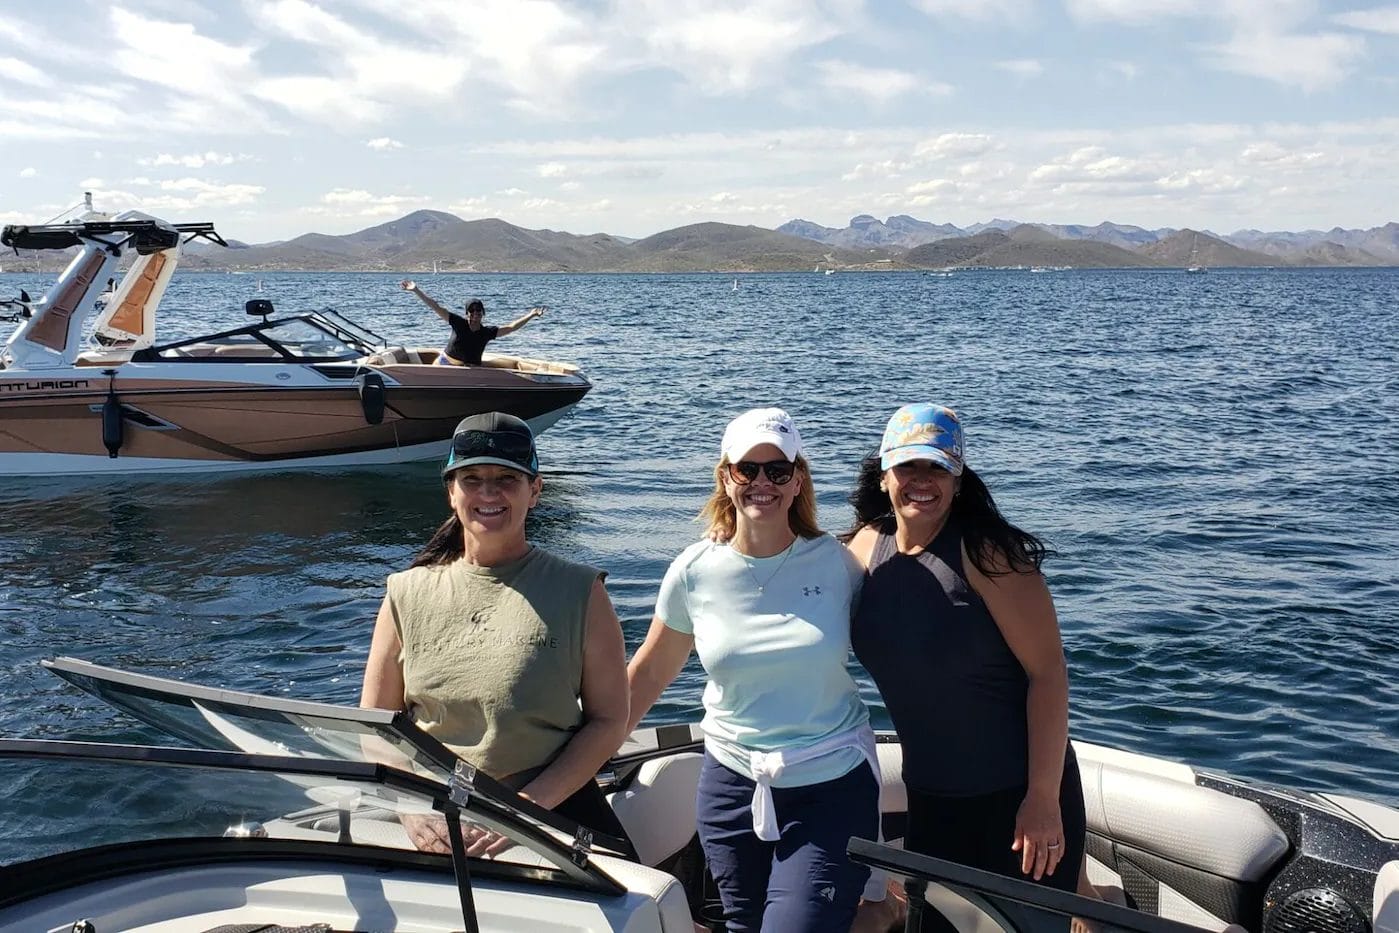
xmin=366 ymin=346 xmax=414 ymax=366
xmin=1376 ymin=861 xmax=1399 ymax=933
xmin=608 ymin=752 xmax=703 ymax=867
xmin=1075 ymin=741 xmax=1290 ymax=930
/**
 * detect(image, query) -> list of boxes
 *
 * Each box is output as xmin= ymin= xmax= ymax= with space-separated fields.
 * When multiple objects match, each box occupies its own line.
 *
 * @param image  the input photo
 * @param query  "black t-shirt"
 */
xmin=444 ymin=314 xmax=499 ymax=364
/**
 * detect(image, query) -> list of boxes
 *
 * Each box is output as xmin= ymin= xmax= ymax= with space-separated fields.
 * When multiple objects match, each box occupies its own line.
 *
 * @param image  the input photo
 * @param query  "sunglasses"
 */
xmin=450 ymin=429 xmax=535 ymax=464
xmin=726 ymin=459 xmax=796 ymax=486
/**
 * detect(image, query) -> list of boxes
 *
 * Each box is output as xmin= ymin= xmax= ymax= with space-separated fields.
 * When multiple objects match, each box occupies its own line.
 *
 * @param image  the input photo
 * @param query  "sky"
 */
xmin=1 ymin=0 xmax=1397 ymax=244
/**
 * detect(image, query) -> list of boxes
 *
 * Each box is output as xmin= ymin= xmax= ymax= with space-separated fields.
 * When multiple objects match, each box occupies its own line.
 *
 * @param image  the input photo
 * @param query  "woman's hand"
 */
xmin=1011 ymin=789 xmax=1065 ymax=880
xmin=400 ymin=812 xmax=451 ymax=854
xmin=400 ymin=279 xmax=417 ymax=291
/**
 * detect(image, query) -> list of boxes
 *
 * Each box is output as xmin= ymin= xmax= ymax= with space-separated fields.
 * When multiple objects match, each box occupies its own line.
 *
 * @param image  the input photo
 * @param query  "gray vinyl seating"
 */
xmin=606 ymin=738 xmax=1291 ymax=933
xmin=365 ymin=346 xmax=415 ymax=365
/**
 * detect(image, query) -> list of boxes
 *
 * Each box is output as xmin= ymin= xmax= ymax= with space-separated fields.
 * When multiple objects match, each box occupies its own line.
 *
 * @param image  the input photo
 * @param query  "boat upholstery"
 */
xmin=367 ymin=346 xmax=415 ymax=365
xmin=609 ymin=752 xmax=704 ymax=867
xmin=1377 ymin=861 xmax=1399 ymax=933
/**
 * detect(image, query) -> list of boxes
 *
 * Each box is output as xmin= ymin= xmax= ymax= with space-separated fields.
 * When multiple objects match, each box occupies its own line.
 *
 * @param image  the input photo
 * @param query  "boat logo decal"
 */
xmin=0 ymin=378 xmax=92 ymax=393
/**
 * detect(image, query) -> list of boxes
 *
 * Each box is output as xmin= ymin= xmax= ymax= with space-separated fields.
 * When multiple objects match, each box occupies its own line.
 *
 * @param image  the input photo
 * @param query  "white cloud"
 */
xmin=559 ymin=181 xmax=582 ymax=191
xmin=914 ymin=133 xmax=996 ymax=159
xmin=139 ymin=151 xmax=246 ymax=168
xmin=815 ymin=61 xmax=932 ymax=103
xmin=996 ymin=59 xmax=1044 ymax=78
xmin=1333 ymin=6 xmax=1399 ymax=35
xmin=1064 ymin=0 xmax=1206 ymax=24
xmin=315 ymin=187 xmax=430 ymax=216
xmin=0 ymin=56 xmax=52 ymax=87
xmin=80 ymin=177 xmax=105 ymax=188
xmin=367 ymin=137 xmax=404 ymax=150
xmin=19 ymin=167 xmax=37 ymax=178
xmin=538 ymin=162 xmax=569 ymax=177
xmin=842 ymin=160 xmax=913 ymax=181
xmin=911 ymin=0 xmax=1034 ymax=23
xmin=1205 ymin=30 xmax=1366 ymax=91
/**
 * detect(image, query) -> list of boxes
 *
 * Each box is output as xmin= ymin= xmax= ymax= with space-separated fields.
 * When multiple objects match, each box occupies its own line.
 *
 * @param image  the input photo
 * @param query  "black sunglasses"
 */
xmin=726 ymin=459 xmax=796 ymax=486
xmin=450 ymin=429 xmax=535 ymax=465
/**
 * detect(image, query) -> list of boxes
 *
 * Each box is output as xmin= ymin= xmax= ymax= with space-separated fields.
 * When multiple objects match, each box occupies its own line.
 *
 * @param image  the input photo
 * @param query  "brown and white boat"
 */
xmin=0 ymin=207 xmax=591 ymax=476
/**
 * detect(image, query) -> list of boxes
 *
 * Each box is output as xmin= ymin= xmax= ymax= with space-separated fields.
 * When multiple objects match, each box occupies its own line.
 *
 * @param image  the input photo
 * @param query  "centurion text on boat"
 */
xmin=0 ymin=203 xmax=590 ymax=475
xmin=0 ymin=658 xmax=1396 ymax=933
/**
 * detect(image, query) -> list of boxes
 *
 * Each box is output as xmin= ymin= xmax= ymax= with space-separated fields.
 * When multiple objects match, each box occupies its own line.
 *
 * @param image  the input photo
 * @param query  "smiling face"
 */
xmin=884 ymin=458 xmax=958 ymax=529
xmin=447 ymin=464 xmax=541 ymax=539
xmin=723 ymin=442 xmax=802 ymax=529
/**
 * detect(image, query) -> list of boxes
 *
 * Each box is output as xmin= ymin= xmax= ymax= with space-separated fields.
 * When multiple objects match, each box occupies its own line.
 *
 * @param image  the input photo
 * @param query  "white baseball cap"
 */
xmin=721 ymin=407 xmax=804 ymax=462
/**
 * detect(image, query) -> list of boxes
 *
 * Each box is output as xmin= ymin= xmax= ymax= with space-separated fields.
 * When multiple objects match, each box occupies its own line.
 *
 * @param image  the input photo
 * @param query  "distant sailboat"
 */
xmin=732 ymin=278 xmax=738 ymax=291
xmin=432 ymin=260 xmax=440 ymax=275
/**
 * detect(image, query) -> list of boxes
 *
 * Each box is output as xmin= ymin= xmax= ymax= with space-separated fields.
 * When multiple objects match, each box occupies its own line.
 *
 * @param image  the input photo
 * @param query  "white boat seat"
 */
xmin=1376 ymin=861 xmax=1399 ymax=933
xmin=367 ymin=346 xmax=414 ymax=366
xmin=1078 ymin=756 xmax=1289 ymax=882
xmin=608 ymin=752 xmax=703 ymax=867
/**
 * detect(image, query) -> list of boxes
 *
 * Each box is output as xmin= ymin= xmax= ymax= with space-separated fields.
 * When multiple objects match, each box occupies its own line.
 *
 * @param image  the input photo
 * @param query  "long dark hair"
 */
xmin=844 ymin=454 xmax=1050 ymax=574
xmin=411 ymin=512 xmax=464 ymax=567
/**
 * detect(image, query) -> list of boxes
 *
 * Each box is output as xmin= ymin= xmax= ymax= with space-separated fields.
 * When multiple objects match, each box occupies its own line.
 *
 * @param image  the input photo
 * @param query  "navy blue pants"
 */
xmin=697 ymin=751 xmax=879 ymax=933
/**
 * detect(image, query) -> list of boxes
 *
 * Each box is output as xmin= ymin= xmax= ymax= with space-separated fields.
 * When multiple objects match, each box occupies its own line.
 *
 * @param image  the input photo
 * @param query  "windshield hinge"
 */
xmin=571 ymin=824 xmax=594 ymax=867
xmin=449 ymin=759 xmax=476 ymax=807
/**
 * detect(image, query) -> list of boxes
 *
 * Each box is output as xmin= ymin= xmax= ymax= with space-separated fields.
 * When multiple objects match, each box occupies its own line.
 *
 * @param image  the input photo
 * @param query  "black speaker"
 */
xmin=1265 ymin=887 xmax=1368 ymax=933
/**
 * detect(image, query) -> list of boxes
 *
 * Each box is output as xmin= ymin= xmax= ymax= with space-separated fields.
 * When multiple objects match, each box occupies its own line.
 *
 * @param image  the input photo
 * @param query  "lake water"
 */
xmin=1 ymin=268 xmax=1396 ymax=821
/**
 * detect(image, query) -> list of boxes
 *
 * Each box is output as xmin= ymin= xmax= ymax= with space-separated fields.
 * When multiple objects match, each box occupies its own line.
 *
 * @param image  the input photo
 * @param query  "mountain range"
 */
xmin=4 ymin=210 xmax=1396 ymax=273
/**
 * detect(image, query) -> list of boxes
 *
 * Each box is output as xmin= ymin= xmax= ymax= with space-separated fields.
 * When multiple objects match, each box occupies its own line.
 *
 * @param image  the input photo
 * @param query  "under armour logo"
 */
xmin=803 ymin=586 xmax=822 ymax=596
xmin=818 ymin=885 xmax=836 ymax=902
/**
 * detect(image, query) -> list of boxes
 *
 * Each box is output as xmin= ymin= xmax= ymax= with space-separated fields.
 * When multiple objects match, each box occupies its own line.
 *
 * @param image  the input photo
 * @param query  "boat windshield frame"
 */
xmin=42 ymin=657 xmax=633 ymax=859
xmin=129 ymin=311 xmax=382 ymax=363
xmin=846 ymin=837 xmax=1213 ymax=933
xmin=0 ymin=737 xmax=626 ymax=930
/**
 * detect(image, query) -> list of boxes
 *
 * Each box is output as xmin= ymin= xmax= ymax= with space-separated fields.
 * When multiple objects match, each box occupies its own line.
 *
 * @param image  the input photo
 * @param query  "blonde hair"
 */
xmin=700 ymin=455 xmax=821 ymax=541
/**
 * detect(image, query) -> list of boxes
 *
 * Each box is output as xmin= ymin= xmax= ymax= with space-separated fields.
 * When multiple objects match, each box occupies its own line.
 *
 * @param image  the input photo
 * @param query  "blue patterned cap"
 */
xmin=879 ymin=404 xmax=964 ymax=475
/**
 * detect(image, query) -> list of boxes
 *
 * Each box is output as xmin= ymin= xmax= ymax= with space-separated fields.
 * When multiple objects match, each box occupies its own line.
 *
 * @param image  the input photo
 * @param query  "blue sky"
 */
xmin=2 ymin=0 xmax=1396 ymax=243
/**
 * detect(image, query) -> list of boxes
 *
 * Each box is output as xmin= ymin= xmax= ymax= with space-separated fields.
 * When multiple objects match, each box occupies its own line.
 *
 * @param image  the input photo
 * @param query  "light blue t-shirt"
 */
xmin=656 ymin=533 xmax=870 ymax=788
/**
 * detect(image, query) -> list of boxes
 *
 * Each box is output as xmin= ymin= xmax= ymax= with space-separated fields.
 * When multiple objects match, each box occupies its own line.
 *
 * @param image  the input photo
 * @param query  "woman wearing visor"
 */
xmin=845 ymin=404 xmax=1085 ymax=928
xmin=361 ymin=412 xmax=631 ymax=855
xmin=627 ymin=408 xmax=880 ymax=933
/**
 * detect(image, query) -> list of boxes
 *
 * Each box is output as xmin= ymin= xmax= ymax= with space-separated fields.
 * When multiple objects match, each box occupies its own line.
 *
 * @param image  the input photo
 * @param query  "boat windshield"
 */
xmin=136 ymin=315 xmax=373 ymax=362
xmin=42 ymin=658 xmax=633 ymax=859
xmin=0 ymin=740 xmax=623 ymax=912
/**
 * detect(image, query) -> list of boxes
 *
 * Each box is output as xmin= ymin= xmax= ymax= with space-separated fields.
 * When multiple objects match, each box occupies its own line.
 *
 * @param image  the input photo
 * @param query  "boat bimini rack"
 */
xmin=1 ymin=220 xmax=228 ymax=256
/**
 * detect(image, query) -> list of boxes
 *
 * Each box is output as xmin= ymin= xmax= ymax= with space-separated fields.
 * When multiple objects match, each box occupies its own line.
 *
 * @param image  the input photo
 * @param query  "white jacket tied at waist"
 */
xmin=744 ymin=722 xmax=879 ymax=842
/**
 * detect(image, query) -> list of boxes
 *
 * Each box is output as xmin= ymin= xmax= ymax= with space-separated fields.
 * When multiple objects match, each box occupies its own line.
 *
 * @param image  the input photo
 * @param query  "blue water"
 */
xmin=1 ymin=268 xmax=1396 ymax=814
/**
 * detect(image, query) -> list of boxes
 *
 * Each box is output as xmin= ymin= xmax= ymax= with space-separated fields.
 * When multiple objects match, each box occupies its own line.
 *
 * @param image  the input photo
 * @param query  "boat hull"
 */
xmin=0 ymin=364 xmax=588 ymax=475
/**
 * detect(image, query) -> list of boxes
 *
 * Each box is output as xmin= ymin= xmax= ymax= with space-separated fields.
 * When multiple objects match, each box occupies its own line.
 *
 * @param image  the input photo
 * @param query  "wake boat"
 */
xmin=0 ymin=209 xmax=590 ymax=476
xmin=1 ymin=658 xmax=1395 ymax=933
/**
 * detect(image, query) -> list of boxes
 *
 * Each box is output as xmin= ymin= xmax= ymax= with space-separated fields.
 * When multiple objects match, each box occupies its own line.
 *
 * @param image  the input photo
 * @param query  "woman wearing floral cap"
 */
xmin=845 ymin=403 xmax=1085 ymax=927
xmin=627 ymin=407 xmax=883 ymax=933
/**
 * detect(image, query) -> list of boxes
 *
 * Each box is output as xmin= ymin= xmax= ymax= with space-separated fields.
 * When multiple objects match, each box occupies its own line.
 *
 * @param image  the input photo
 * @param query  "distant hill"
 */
xmin=5 ymin=209 xmax=1397 ymax=273
xmin=619 ymin=223 xmax=877 ymax=272
xmin=1139 ymin=230 xmax=1276 ymax=268
xmin=904 ymin=225 xmax=1160 ymax=269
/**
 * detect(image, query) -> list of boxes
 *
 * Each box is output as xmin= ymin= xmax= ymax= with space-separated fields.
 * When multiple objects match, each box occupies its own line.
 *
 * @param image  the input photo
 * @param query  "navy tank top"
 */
xmin=852 ymin=519 xmax=1030 ymax=795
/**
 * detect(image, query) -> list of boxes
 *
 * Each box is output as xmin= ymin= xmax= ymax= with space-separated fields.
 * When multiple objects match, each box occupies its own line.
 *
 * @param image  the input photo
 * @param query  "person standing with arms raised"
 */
xmin=400 ymin=279 xmax=545 ymax=366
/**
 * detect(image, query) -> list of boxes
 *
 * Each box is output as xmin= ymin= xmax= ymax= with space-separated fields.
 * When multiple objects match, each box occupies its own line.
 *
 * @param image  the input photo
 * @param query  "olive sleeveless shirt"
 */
xmin=386 ymin=547 xmax=600 ymax=779
xmin=851 ymin=520 xmax=1030 ymax=795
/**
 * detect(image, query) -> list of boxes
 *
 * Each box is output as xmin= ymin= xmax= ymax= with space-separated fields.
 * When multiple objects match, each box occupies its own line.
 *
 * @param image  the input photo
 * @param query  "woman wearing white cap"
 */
xmin=627 ymin=408 xmax=881 ymax=933
xmin=845 ymin=403 xmax=1085 ymax=929
xmin=361 ymin=412 xmax=632 ymax=857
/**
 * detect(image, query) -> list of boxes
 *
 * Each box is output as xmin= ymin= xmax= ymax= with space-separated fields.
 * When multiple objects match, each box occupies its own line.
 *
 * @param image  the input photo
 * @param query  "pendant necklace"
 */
xmin=736 ymin=538 xmax=796 ymax=594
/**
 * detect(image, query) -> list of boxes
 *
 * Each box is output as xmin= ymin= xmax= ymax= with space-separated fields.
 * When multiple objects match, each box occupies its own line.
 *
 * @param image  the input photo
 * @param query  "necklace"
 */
xmin=734 ymin=539 xmax=797 ymax=594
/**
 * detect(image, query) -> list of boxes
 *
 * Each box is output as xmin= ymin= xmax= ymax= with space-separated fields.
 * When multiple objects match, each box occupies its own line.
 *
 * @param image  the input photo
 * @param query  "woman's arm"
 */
xmin=963 ymin=546 xmax=1071 ymax=882
xmin=494 ymin=306 xmax=545 ymax=337
xmin=400 ymin=279 xmax=451 ymax=322
xmin=517 ymin=577 xmax=630 ymax=810
xmin=360 ymin=595 xmax=406 ymax=711
xmin=625 ymin=617 xmax=695 ymax=734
